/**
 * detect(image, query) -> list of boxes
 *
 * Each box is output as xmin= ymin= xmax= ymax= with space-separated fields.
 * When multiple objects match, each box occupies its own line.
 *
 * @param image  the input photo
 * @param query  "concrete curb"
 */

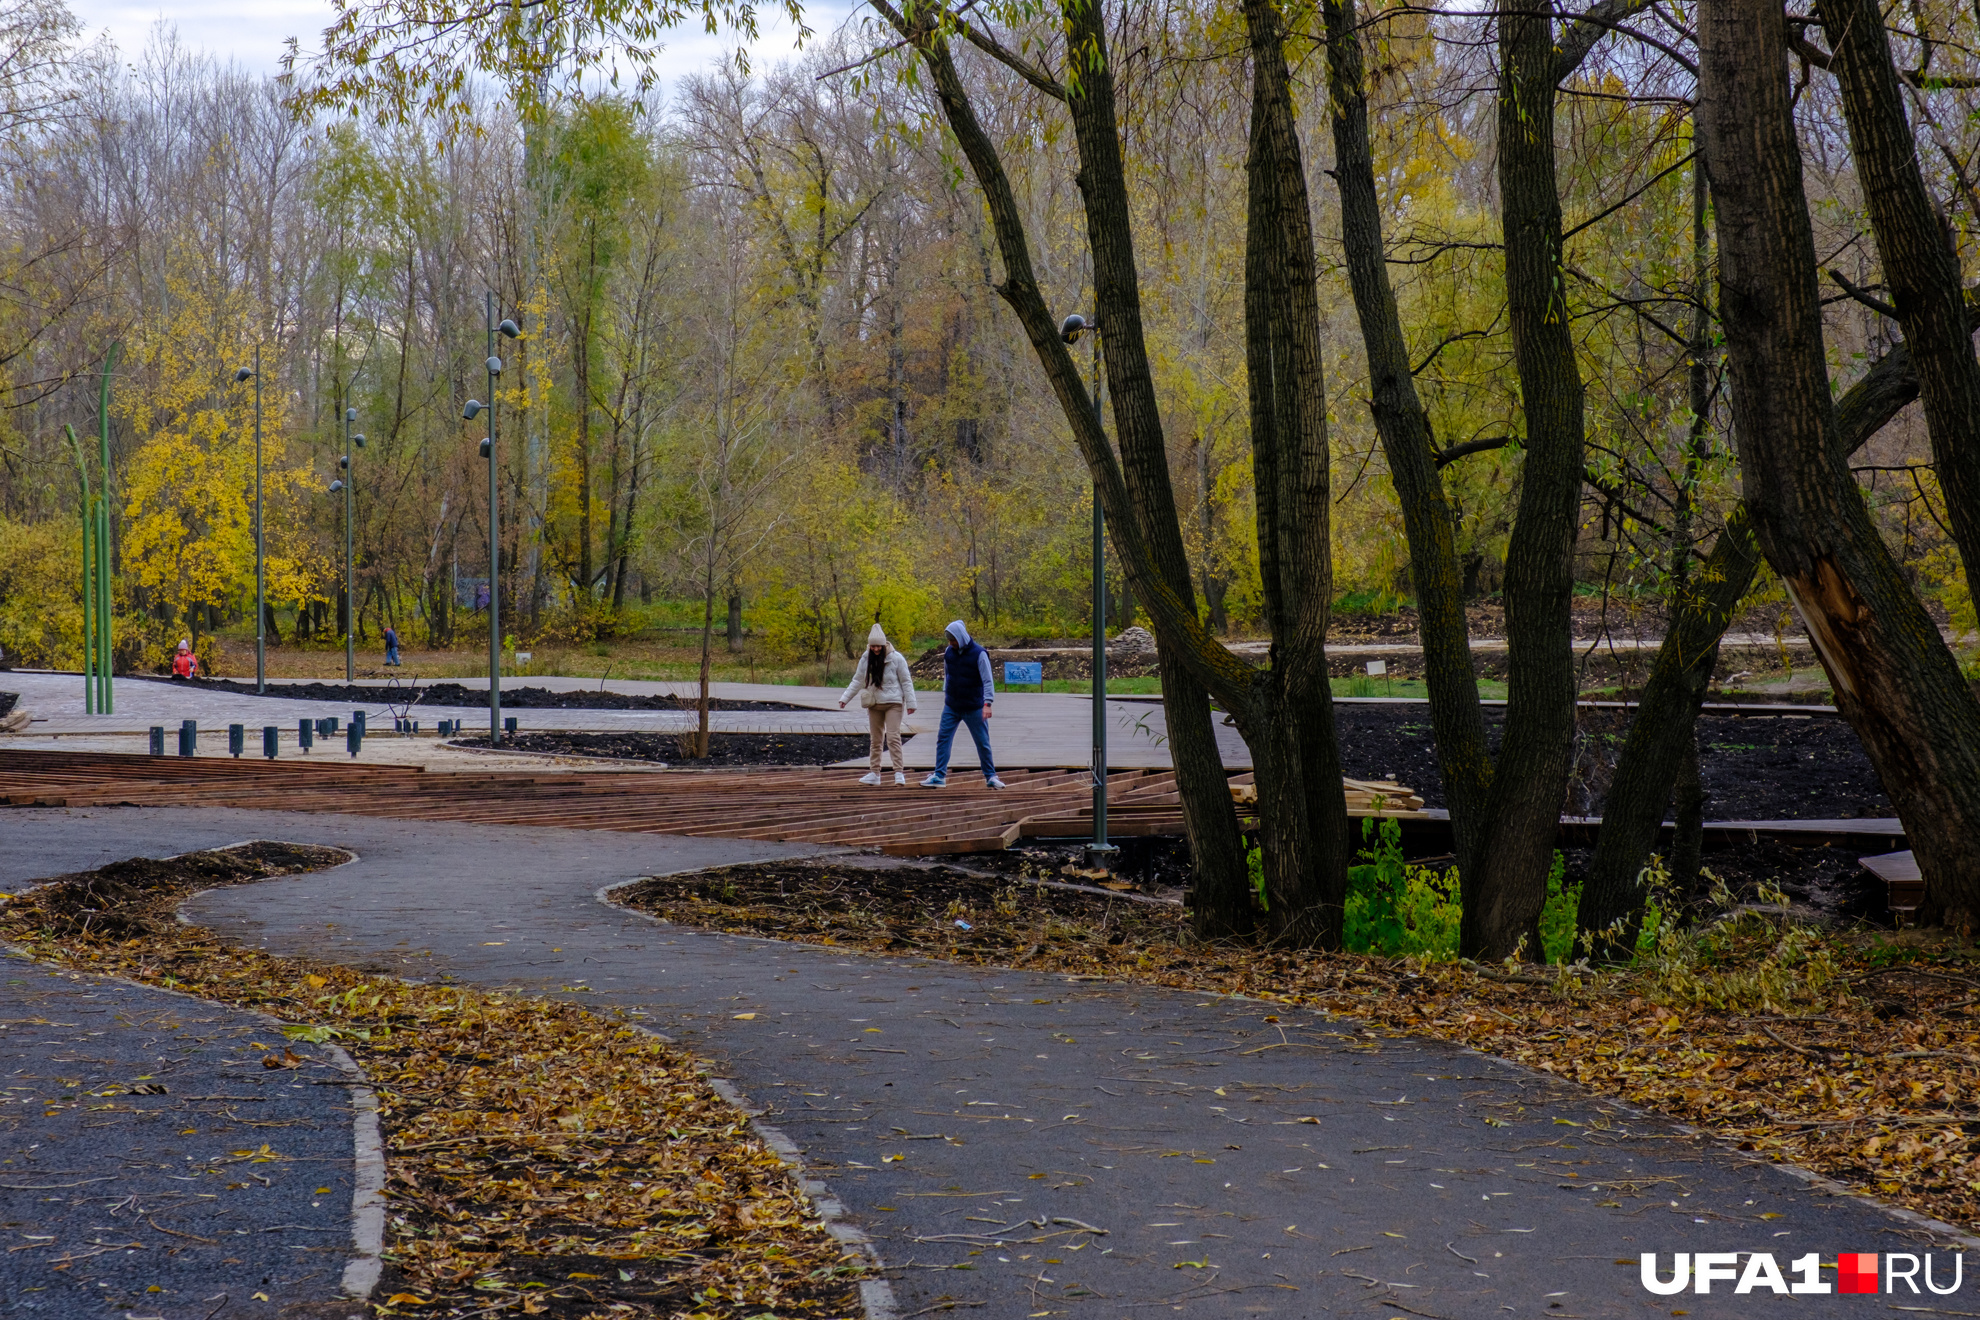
xmin=595 ymin=859 xmax=902 ymax=1320
xmin=3 ymin=834 xmax=384 ymax=1315
xmin=320 ymin=1041 xmax=388 ymax=1300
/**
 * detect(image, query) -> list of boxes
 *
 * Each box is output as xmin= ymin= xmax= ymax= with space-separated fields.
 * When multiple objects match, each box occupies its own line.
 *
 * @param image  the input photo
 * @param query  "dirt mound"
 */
xmin=5 ymin=841 xmax=352 ymax=940
xmin=451 ymin=729 xmax=903 ymax=767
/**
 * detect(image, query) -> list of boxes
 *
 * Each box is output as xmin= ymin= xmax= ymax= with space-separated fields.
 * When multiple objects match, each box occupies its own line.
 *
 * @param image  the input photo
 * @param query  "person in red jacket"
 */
xmin=170 ymin=640 xmax=199 ymax=679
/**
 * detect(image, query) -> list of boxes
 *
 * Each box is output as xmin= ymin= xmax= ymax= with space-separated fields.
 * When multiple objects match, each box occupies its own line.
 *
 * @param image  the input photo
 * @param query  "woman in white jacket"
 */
xmin=839 ymin=624 xmax=918 ymax=785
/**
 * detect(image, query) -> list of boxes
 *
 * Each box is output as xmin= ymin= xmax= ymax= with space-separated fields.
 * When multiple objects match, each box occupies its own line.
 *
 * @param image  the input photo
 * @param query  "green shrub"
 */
xmin=1246 ymin=820 xmax=1649 ymax=964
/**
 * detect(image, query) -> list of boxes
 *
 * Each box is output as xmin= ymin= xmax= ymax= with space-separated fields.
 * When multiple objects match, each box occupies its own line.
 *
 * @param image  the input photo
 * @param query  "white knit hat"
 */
xmin=867 ymin=623 xmax=888 ymax=648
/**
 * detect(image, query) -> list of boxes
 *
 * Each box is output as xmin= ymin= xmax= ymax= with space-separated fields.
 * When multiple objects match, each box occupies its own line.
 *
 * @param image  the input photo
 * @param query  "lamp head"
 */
xmin=353 ymin=434 xmax=365 ymax=449
xmin=1060 ymin=313 xmax=1090 ymax=343
xmin=234 ymin=367 xmax=254 ymax=383
xmin=479 ymin=438 xmax=492 ymax=458
xmin=329 ymin=479 xmax=344 ymax=493
xmin=339 ymin=455 xmax=349 ymax=469
xmin=486 ymin=355 xmax=503 ymax=375
xmin=498 ymin=318 xmax=520 ymax=339
xmin=463 ymin=400 xmax=483 ymax=421
xmin=345 ymin=407 xmax=357 ymax=422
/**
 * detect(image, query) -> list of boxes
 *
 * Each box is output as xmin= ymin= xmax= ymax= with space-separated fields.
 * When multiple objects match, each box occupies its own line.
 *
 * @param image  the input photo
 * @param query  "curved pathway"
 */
xmin=0 ymin=954 xmax=371 ymax=1319
xmin=0 ymin=806 xmax=1959 ymax=1318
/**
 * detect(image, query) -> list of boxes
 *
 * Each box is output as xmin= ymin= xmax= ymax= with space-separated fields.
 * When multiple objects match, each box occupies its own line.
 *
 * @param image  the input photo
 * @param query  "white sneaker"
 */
xmin=894 ymin=772 xmax=907 ymax=786
xmin=921 ymin=774 xmax=947 ymax=788
xmin=986 ymin=776 xmax=1007 ymax=789
xmin=859 ymin=771 xmax=882 ymax=786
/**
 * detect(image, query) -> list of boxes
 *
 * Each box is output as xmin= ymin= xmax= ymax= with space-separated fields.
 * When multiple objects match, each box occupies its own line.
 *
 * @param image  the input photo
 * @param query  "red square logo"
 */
xmin=1839 ymin=1253 xmax=1879 ymax=1294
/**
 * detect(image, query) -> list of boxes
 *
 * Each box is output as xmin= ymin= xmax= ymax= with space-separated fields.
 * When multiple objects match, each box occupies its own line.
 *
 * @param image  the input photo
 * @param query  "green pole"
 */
xmin=98 ymin=343 xmax=119 ymax=713
xmin=65 ymin=424 xmax=94 ymax=713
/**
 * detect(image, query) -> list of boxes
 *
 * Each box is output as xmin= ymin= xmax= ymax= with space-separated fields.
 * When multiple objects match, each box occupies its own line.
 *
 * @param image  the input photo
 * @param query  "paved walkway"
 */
xmin=0 ymin=807 xmax=1943 ymax=1318
xmin=0 ymin=953 xmax=370 ymax=1319
xmin=4 ymin=673 xmax=1231 ymax=769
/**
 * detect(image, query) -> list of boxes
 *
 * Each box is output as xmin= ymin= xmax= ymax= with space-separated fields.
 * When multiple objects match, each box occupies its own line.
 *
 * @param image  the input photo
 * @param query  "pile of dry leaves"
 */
xmin=1 ymin=845 xmax=865 ymax=1318
xmin=618 ymin=858 xmax=1980 ymax=1238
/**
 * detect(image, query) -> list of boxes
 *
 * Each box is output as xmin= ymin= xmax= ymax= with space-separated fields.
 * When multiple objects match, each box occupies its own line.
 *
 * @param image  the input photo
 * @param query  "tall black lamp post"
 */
xmin=1060 ymin=312 xmax=1116 ymax=868
xmin=463 ymin=292 xmax=521 ymax=745
xmin=331 ymin=403 xmax=363 ymax=682
xmin=232 ymin=349 xmax=264 ymax=693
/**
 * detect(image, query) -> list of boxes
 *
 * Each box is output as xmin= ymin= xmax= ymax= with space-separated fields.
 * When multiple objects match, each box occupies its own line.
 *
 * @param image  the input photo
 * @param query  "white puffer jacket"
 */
xmin=841 ymin=649 xmax=918 ymax=709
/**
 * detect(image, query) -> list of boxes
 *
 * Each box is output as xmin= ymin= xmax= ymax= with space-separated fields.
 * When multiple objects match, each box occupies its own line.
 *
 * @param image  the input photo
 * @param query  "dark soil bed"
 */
xmin=617 ymin=858 xmax=1189 ymax=958
xmin=14 ymin=841 xmax=353 ymax=939
xmin=452 ymin=729 xmax=908 ymax=766
xmin=1332 ymin=704 xmax=1891 ymax=820
xmin=135 ymin=675 xmax=809 ymax=712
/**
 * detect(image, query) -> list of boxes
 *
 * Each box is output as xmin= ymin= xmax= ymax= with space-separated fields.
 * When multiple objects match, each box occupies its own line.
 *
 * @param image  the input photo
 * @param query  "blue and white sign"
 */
xmin=1003 ymin=660 xmax=1043 ymax=688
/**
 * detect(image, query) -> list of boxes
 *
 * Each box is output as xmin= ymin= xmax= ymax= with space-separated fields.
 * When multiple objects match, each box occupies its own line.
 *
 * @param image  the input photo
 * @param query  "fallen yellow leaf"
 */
xmin=733 ymin=1012 xmax=757 ymax=1020
xmin=385 ymin=1293 xmax=428 ymax=1305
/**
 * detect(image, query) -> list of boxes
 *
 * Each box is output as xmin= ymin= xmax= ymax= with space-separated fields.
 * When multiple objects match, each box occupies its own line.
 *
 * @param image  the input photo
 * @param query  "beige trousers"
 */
xmin=867 ymin=703 xmax=905 ymax=772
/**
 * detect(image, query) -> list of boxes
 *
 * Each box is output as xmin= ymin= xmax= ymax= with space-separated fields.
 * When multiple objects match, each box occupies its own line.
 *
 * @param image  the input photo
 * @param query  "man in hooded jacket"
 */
xmin=923 ymin=620 xmax=1005 ymax=788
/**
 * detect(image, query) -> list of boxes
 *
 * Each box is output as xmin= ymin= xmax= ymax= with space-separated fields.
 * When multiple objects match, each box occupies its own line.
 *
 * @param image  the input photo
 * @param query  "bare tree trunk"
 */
xmin=727 ymin=590 xmax=744 ymax=652
xmin=1455 ymin=0 xmax=1591 ymax=960
xmin=1577 ymin=511 xmax=1759 ymax=948
xmin=1697 ymin=0 xmax=1980 ymax=929
xmin=1577 ymin=314 xmax=1946 ymax=947
xmin=694 ymin=543 xmax=716 ymax=759
xmin=1241 ymin=0 xmax=1350 ymax=943
xmin=874 ymin=0 xmax=1331 ymax=942
xmin=1820 ymin=0 xmax=1980 ymax=583
xmin=1059 ymin=0 xmax=1259 ymax=940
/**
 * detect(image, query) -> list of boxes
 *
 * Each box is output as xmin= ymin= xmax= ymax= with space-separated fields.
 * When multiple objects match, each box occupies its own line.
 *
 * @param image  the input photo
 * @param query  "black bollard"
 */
xmin=298 ymin=718 xmax=313 ymax=753
xmin=228 ymin=724 xmax=244 ymax=758
xmin=148 ymin=726 xmax=165 ymax=756
xmin=263 ymin=725 xmax=279 ymax=759
xmin=346 ymin=722 xmax=363 ymax=757
xmin=177 ymin=719 xmax=197 ymax=757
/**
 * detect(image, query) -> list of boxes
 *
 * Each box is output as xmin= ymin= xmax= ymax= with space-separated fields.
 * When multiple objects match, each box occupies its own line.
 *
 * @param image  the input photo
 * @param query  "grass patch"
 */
xmin=0 ymin=846 xmax=864 ymax=1319
xmin=1031 ymin=676 xmax=1164 ymax=695
xmin=1331 ymin=676 xmax=1509 ymax=701
xmin=618 ymin=857 xmax=1980 ymax=1238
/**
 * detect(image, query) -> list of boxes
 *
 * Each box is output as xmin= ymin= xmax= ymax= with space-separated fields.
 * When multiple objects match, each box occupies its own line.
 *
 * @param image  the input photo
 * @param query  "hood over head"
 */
xmin=944 ymin=620 xmax=971 ymax=648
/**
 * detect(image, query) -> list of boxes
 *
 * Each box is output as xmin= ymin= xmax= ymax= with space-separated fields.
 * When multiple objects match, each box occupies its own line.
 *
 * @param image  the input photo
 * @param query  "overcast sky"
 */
xmin=67 ymin=0 xmax=858 ymax=89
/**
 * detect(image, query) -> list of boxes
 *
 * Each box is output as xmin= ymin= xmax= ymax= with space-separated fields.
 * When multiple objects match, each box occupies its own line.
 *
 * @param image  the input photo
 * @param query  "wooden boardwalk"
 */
xmin=0 ymin=748 xmax=1235 ymax=855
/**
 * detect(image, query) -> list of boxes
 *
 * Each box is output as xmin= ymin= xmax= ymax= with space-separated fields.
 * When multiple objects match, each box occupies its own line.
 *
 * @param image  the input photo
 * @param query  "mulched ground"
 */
xmin=2 ymin=848 xmax=865 ymax=1319
xmin=136 ymin=677 xmax=809 ymax=712
xmin=615 ymin=857 xmax=1980 ymax=1238
xmin=1334 ymin=704 xmax=1891 ymax=820
xmin=451 ymin=730 xmax=906 ymax=766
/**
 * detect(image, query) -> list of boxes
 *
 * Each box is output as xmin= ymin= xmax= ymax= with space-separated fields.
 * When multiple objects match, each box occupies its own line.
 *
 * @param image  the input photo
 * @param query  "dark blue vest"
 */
xmin=943 ymin=640 xmax=987 ymax=711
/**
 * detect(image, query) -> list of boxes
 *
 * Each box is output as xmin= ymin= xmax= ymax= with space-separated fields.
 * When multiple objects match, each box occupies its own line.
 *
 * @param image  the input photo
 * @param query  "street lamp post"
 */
xmin=95 ymin=344 xmax=117 ymax=714
xmin=334 ymin=402 xmax=363 ymax=683
xmin=1060 ymin=313 xmax=1117 ymax=868
xmin=463 ymin=292 xmax=521 ymax=746
xmin=233 ymin=350 xmax=264 ymax=693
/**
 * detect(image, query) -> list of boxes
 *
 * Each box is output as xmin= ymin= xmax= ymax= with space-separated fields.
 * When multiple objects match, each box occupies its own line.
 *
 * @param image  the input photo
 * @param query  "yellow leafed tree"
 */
xmin=120 ymin=275 xmax=307 ymax=663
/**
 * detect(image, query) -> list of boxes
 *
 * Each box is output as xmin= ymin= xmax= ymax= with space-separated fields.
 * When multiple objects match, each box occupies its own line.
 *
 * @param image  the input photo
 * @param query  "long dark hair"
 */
xmin=866 ymin=645 xmax=886 ymax=688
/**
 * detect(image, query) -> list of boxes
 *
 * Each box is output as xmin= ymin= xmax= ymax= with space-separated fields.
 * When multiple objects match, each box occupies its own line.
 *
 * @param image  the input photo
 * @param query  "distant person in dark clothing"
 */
xmin=922 ymin=619 xmax=1004 ymax=789
xmin=383 ymin=625 xmax=401 ymax=666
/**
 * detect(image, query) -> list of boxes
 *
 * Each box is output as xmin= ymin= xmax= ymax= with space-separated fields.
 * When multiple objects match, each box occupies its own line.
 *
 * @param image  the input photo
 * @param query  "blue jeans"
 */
xmin=385 ymin=645 xmax=400 ymax=666
xmin=933 ymin=705 xmax=996 ymax=780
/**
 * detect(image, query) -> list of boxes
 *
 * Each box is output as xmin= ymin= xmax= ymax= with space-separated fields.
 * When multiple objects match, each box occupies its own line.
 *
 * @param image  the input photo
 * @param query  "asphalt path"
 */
xmin=0 ymin=954 xmax=366 ymax=1319
xmin=0 ymin=806 xmax=1958 ymax=1318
